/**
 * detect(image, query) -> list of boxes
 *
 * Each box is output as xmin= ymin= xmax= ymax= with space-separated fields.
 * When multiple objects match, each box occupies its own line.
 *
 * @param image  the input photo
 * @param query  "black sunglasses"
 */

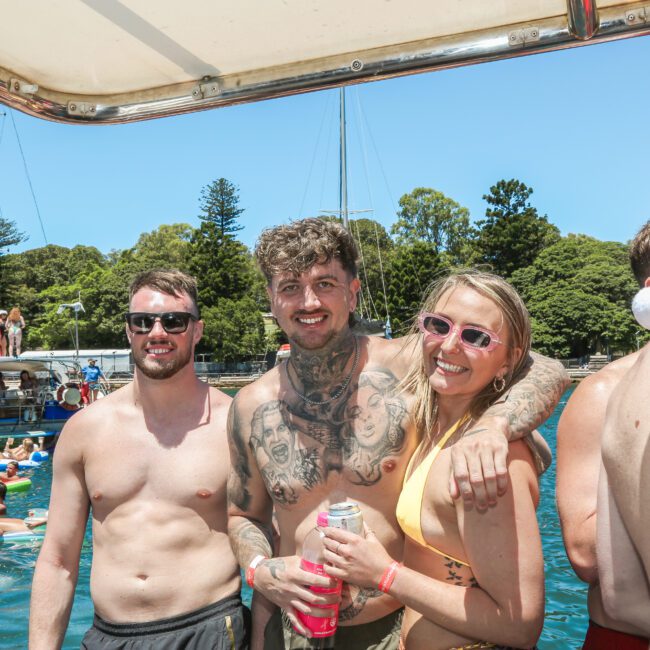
xmin=125 ymin=312 xmax=198 ymax=334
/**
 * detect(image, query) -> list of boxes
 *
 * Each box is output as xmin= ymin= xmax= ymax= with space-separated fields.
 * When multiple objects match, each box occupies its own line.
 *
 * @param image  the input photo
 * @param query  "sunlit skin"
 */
xmin=267 ymin=260 xmax=360 ymax=352
xmin=126 ymin=289 xmax=203 ymax=381
xmin=424 ymin=287 xmax=513 ymax=406
xmin=345 ymin=385 xmax=390 ymax=449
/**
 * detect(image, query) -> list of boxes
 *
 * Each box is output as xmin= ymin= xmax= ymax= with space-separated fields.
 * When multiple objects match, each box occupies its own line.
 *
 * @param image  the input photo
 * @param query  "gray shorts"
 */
xmin=264 ymin=607 xmax=403 ymax=650
xmin=81 ymin=593 xmax=250 ymax=650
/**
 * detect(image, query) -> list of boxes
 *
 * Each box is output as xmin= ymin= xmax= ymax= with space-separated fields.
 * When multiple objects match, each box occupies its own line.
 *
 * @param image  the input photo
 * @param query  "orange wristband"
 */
xmin=378 ymin=561 xmax=401 ymax=593
xmin=246 ymin=555 xmax=267 ymax=589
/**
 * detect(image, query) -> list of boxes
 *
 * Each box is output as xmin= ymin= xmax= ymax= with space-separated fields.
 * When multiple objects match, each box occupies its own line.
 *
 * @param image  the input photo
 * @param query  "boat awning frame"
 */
xmin=0 ymin=0 xmax=649 ymax=125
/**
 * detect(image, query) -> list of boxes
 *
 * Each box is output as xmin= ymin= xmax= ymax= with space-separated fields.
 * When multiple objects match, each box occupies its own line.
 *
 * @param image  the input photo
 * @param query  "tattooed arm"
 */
xmin=449 ymin=351 xmax=568 ymax=508
xmin=226 ymin=393 xmax=339 ymax=640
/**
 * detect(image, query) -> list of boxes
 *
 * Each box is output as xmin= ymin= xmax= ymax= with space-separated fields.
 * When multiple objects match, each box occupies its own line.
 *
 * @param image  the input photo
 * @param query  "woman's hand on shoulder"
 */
xmin=322 ymin=524 xmax=393 ymax=589
xmin=448 ymin=422 xmax=510 ymax=511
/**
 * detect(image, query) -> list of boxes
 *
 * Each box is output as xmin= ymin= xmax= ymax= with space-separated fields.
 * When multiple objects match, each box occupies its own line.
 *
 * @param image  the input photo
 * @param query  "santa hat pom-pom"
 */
xmin=632 ymin=287 xmax=650 ymax=329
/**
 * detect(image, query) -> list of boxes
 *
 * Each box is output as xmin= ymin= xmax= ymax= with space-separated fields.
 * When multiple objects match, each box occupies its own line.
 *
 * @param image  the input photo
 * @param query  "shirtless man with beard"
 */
xmin=227 ymin=218 xmax=568 ymax=650
xmin=30 ymin=269 xmax=249 ymax=650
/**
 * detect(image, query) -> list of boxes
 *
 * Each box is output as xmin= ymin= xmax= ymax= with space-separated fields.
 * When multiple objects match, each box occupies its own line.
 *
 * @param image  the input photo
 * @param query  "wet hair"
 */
xmin=0 ymin=481 xmax=6 ymax=498
xmin=629 ymin=220 xmax=650 ymax=286
xmin=402 ymin=270 xmax=531 ymax=444
xmin=255 ymin=218 xmax=359 ymax=283
xmin=7 ymin=307 xmax=21 ymax=322
xmin=129 ymin=269 xmax=200 ymax=316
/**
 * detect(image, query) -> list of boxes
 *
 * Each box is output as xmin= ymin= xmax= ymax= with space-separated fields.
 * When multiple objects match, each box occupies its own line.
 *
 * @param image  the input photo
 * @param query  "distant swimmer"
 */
xmin=30 ymin=269 xmax=249 ymax=650
xmin=0 ymin=460 xmax=20 ymax=482
xmin=2 ymin=436 xmax=44 ymax=461
xmin=0 ymin=483 xmax=47 ymax=534
xmin=557 ymin=220 xmax=650 ymax=648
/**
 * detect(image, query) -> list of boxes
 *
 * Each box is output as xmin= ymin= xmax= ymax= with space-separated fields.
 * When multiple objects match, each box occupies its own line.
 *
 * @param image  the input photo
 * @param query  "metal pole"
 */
xmin=339 ymin=87 xmax=348 ymax=230
xmin=567 ymin=0 xmax=599 ymax=40
xmin=74 ymin=310 xmax=79 ymax=361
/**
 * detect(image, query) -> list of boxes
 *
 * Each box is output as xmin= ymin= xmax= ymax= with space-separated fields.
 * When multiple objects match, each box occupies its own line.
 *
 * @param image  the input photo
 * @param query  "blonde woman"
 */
xmin=6 ymin=307 xmax=25 ymax=357
xmin=324 ymin=271 xmax=544 ymax=650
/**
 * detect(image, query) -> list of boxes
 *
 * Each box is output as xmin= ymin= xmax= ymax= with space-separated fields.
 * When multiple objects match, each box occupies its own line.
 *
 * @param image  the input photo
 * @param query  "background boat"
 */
xmin=0 ymin=357 xmax=80 ymax=442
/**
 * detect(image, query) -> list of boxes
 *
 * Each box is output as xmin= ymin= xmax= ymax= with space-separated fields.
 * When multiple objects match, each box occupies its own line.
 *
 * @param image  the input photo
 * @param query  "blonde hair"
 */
xmin=402 ymin=270 xmax=531 ymax=444
xmin=7 ymin=307 xmax=21 ymax=322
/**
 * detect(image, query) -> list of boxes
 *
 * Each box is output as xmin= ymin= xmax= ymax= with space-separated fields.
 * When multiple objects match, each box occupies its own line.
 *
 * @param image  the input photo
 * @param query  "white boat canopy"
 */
xmin=0 ymin=358 xmax=56 ymax=374
xmin=0 ymin=0 xmax=648 ymax=124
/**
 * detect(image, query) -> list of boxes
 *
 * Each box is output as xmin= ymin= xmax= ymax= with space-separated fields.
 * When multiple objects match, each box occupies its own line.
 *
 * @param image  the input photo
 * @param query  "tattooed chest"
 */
xmin=248 ymin=368 xmax=412 ymax=505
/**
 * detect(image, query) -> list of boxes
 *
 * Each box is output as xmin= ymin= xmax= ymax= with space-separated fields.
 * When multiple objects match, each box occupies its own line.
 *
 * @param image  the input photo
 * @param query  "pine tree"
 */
xmin=198 ymin=178 xmax=244 ymax=237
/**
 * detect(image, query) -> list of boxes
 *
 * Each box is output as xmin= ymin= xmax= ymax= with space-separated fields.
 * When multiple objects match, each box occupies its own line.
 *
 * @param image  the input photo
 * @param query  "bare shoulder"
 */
xmin=365 ymin=334 xmax=419 ymax=379
xmin=573 ymin=354 xmax=638 ymax=403
xmin=208 ymin=384 xmax=232 ymax=412
xmin=558 ymin=353 xmax=640 ymax=444
xmin=605 ymin=346 xmax=650 ymax=433
xmin=231 ymin=366 xmax=282 ymax=420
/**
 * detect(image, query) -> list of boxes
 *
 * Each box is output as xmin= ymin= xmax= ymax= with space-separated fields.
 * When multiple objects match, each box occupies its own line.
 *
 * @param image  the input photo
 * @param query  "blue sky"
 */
xmin=1 ymin=34 xmax=649 ymax=256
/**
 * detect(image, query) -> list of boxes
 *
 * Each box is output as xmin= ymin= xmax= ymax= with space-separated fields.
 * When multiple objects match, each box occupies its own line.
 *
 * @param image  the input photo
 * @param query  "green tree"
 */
xmin=202 ymin=297 xmax=266 ymax=361
xmin=0 ymin=217 xmax=26 ymax=253
xmin=190 ymin=222 xmax=263 ymax=311
xmin=199 ymin=178 xmax=244 ymax=237
xmin=130 ymin=223 xmax=193 ymax=271
xmin=391 ymin=188 xmax=472 ymax=265
xmin=349 ymin=218 xmax=394 ymax=321
xmin=474 ymin=179 xmax=560 ymax=277
xmin=386 ymin=241 xmax=448 ymax=336
xmin=511 ymin=235 xmax=638 ymax=357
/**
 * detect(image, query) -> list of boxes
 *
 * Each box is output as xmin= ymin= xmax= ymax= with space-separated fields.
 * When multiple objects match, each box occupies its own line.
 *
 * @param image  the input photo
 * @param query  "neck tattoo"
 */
xmin=286 ymin=338 xmax=360 ymax=406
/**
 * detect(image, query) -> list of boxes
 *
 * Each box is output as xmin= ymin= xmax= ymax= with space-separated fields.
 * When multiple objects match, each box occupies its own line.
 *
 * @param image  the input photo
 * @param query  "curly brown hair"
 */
xmin=255 ymin=218 xmax=359 ymax=283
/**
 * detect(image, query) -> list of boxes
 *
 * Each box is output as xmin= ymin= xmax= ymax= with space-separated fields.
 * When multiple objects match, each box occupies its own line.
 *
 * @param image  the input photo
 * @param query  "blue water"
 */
xmin=0 ymin=387 xmax=587 ymax=649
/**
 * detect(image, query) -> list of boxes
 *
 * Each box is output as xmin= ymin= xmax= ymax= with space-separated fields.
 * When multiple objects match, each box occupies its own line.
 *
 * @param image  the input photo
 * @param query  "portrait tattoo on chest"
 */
xmin=249 ymin=367 xmax=409 ymax=504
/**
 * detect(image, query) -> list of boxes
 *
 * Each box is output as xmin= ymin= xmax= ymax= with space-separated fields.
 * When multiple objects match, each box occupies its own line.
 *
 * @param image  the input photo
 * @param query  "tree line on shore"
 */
xmin=0 ymin=177 xmax=642 ymax=361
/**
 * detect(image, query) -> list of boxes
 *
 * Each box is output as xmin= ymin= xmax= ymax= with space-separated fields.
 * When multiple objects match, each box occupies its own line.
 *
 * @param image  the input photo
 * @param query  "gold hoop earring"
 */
xmin=493 ymin=375 xmax=506 ymax=393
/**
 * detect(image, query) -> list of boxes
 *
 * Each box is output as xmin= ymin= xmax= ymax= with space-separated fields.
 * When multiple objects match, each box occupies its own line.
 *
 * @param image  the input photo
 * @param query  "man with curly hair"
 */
xmin=227 ymin=218 xmax=568 ymax=650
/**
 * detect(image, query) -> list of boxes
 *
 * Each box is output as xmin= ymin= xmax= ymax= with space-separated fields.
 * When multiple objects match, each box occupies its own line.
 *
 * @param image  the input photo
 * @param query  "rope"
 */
xmin=9 ymin=110 xmax=48 ymax=244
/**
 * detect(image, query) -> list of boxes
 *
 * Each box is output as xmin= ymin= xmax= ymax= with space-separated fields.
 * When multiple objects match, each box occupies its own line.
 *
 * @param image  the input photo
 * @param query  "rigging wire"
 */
xmin=353 ymin=91 xmax=391 ymax=324
xmin=357 ymin=97 xmax=399 ymax=217
xmin=351 ymin=218 xmax=379 ymax=320
xmin=297 ymin=92 xmax=334 ymax=218
xmin=318 ymin=93 xmax=337 ymax=212
xmin=9 ymin=110 xmax=48 ymax=244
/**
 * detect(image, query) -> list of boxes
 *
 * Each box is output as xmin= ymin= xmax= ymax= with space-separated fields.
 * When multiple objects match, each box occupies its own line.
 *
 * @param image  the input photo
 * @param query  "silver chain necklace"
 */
xmin=286 ymin=338 xmax=360 ymax=406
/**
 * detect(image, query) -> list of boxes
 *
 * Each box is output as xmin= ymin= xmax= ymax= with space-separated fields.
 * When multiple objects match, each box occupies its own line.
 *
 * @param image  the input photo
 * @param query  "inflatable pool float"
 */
xmin=0 ymin=451 xmax=49 ymax=470
xmin=0 ymin=451 xmax=49 ymax=471
xmin=0 ymin=528 xmax=45 ymax=544
xmin=1 ymin=478 xmax=32 ymax=492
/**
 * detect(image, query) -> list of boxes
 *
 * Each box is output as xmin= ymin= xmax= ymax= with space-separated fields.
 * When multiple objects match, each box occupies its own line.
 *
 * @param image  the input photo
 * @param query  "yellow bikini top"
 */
xmin=396 ymin=418 xmax=470 ymax=567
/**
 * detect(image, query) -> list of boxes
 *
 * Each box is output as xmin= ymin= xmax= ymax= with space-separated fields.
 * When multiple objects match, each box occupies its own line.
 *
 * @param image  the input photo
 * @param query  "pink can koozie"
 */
xmin=295 ymin=559 xmax=342 ymax=638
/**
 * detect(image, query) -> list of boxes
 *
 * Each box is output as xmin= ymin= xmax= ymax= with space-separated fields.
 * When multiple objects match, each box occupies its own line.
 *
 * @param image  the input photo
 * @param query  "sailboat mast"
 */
xmin=339 ymin=87 xmax=348 ymax=230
